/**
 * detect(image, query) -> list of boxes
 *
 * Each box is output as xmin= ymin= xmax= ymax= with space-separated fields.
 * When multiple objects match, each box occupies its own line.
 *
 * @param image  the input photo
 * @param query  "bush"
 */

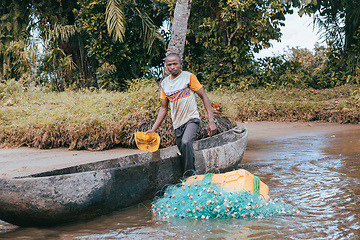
xmin=0 ymin=79 xmax=24 ymax=101
xmin=251 ymin=45 xmax=330 ymax=89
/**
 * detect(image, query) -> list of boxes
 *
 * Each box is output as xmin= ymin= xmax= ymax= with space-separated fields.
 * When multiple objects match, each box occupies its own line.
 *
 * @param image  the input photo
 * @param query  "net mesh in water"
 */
xmin=152 ymin=173 xmax=299 ymax=220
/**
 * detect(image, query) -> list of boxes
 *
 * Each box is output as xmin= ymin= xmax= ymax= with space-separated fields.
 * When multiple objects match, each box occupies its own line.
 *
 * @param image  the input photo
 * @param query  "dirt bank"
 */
xmin=242 ymin=121 xmax=360 ymax=142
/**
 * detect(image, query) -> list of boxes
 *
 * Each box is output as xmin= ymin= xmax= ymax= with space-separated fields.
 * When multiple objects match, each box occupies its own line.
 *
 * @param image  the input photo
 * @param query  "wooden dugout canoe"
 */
xmin=0 ymin=125 xmax=248 ymax=227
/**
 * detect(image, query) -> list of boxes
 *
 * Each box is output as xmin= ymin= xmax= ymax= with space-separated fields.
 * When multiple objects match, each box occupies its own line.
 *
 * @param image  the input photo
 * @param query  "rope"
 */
xmin=203 ymin=172 xmax=214 ymax=180
xmin=253 ymin=175 xmax=260 ymax=196
xmin=202 ymin=172 xmax=214 ymax=185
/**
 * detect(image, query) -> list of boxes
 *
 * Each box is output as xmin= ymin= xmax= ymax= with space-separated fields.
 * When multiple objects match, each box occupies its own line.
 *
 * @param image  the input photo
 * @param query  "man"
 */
xmin=147 ymin=53 xmax=217 ymax=176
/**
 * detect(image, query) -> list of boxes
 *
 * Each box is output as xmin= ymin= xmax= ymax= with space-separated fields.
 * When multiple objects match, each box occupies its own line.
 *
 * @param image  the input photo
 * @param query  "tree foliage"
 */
xmin=1 ymin=0 xmax=358 ymax=91
xmin=0 ymin=1 xmax=30 ymax=44
xmin=284 ymin=0 xmax=360 ymax=76
xmin=253 ymin=45 xmax=329 ymax=89
xmin=252 ymin=44 xmax=359 ymax=89
xmin=75 ymin=0 xmax=168 ymax=89
xmin=286 ymin=0 xmax=359 ymax=50
xmin=0 ymin=0 xmax=79 ymax=83
xmin=0 ymin=1 xmax=35 ymax=80
xmin=179 ymin=0 xmax=292 ymax=90
xmin=0 ymin=0 xmax=169 ymax=90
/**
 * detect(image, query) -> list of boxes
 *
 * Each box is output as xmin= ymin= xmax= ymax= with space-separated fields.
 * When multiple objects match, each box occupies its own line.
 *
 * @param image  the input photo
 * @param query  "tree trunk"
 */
xmin=163 ymin=0 xmax=192 ymax=77
xmin=344 ymin=0 xmax=359 ymax=52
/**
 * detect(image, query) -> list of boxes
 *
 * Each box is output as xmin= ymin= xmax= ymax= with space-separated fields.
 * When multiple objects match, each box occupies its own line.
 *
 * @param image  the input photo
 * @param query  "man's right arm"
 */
xmin=147 ymin=98 xmax=169 ymax=133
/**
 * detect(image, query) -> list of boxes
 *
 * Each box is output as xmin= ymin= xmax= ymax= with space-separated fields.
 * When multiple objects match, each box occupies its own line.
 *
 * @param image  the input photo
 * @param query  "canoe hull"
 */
xmin=0 ymin=126 xmax=247 ymax=227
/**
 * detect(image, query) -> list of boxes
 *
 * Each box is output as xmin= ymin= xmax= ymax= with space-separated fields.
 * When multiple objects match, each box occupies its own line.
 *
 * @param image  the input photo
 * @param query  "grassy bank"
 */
xmin=1 ymin=79 xmax=359 ymax=150
xmin=209 ymin=84 xmax=360 ymax=123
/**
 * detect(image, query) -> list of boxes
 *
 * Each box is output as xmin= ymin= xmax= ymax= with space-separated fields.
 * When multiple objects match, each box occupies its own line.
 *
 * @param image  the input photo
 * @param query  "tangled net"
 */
xmin=151 ymin=173 xmax=299 ymax=220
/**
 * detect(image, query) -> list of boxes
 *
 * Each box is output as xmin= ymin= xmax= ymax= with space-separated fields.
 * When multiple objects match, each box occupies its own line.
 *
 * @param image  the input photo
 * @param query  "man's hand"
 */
xmin=208 ymin=121 xmax=217 ymax=137
xmin=195 ymin=88 xmax=217 ymax=137
xmin=145 ymin=129 xmax=155 ymax=134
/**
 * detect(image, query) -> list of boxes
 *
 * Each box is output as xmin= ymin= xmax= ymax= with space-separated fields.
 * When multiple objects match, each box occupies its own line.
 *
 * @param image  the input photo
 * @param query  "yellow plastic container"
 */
xmin=134 ymin=132 xmax=160 ymax=152
xmin=186 ymin=169 xmax=269 ymax=201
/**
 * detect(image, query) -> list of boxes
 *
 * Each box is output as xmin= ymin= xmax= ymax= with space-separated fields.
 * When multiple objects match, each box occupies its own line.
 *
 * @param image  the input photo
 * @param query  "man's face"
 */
xmin=165 ymin=55 xmax=182 ymax=78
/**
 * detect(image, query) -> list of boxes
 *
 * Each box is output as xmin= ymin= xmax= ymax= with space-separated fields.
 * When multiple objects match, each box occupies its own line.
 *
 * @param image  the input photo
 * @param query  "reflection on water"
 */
xmin=1 ymin=128 xmax=360 ymax=239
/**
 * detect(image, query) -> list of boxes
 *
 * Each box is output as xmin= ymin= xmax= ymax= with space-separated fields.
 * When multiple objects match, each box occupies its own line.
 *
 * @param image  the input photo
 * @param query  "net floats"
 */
xmin=152 ymin=169 xmax=300 ymax=220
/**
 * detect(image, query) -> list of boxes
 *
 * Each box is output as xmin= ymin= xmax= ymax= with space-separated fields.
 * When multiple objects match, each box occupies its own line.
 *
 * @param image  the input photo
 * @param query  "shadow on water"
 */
xmin=1 ymin=128 xmax=360 ymax=239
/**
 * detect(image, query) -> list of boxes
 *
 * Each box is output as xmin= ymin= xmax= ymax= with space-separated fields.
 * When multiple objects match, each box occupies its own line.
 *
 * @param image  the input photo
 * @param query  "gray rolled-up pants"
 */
xmin=174 ymin=118 xmax=200 ymax=176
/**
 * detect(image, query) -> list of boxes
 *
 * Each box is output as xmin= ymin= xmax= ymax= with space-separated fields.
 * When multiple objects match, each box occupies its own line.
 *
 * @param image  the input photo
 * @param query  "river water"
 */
xmin=1 ymin=126 xmax=359 ymax=239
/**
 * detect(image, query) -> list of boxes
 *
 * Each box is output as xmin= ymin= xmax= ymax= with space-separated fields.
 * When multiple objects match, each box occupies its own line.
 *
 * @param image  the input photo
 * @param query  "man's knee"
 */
xmin=181 ymin=138 xmax=192 ymax=148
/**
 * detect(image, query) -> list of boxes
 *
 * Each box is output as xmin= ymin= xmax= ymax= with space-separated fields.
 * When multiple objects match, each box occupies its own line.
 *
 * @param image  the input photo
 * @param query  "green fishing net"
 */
xmin=152 ymin=173 xmax=299 ymax=220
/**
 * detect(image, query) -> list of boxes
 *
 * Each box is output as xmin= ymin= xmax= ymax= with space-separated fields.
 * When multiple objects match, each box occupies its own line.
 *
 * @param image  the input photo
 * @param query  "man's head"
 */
xmin=165 ymin=53 xmax=182 ymax=78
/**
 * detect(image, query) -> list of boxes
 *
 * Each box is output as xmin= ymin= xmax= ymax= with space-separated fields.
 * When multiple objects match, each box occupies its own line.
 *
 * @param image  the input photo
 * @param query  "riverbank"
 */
xmin=1 ymin=121 xmax=359 ymax=179
xmin=1 ymin=81 xmax=359 ymax=150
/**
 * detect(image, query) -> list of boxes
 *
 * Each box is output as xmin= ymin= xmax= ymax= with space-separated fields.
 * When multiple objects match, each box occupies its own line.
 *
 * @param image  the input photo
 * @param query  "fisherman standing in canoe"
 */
xmin=147 ymin=53 xmax=217 ymax=176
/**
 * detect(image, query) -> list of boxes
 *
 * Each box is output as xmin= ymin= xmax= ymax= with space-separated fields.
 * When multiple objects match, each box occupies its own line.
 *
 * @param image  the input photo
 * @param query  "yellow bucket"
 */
xmin=186 ymin=169 xmax=269 ymax=201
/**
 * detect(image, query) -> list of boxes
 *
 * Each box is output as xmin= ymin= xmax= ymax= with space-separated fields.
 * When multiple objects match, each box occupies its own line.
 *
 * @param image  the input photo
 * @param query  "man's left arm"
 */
xmin=195 ymin=88 xmax=217 ymax=137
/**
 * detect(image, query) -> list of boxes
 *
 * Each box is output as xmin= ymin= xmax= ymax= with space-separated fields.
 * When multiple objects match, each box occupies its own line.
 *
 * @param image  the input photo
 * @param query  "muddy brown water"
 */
xmin=1 ymin=126 xmax=359 ymax=239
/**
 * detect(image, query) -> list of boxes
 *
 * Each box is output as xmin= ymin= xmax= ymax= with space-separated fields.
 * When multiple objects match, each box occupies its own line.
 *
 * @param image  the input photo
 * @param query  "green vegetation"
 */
xmin=0 ymin=79 xmax=159 ymax=150
xmin=252 ymin=45 xmax=360 ymax=90
xmin=1 ymin=0 xmax=168 ymax=90
xmin=3 ymin=0 xmax=358 ymax=91
xmin=182 ymin=0 xmax=291 ymax=89
xmin=1 ymin=79 xmax=359 ymax=150
xmin=210 ymin=84 xmax=360 ymax=123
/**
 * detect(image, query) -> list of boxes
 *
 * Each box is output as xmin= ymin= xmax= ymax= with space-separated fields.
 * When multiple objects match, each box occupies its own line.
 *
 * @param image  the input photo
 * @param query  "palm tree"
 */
xmin=105 ymin=0 xmax=163 ymax=53
xmin=157 ymin=0 xmax=192 ymax=79
xmin=166 ymin=0 xmax=193 ymax=60
xmin=106 ymin=0 xmax=193 ymax=79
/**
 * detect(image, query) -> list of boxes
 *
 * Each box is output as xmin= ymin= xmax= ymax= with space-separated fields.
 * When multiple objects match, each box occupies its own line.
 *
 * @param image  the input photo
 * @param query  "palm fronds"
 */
xmin=131 ymin=7 xmax=164 ymax=53
xmin=106 ymin=0 xmax=126 ymax=43
xmin=105 ymin=0 xmax=163 ymax=52
xmin=48 ymin=24 xmax=78 ymax=43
